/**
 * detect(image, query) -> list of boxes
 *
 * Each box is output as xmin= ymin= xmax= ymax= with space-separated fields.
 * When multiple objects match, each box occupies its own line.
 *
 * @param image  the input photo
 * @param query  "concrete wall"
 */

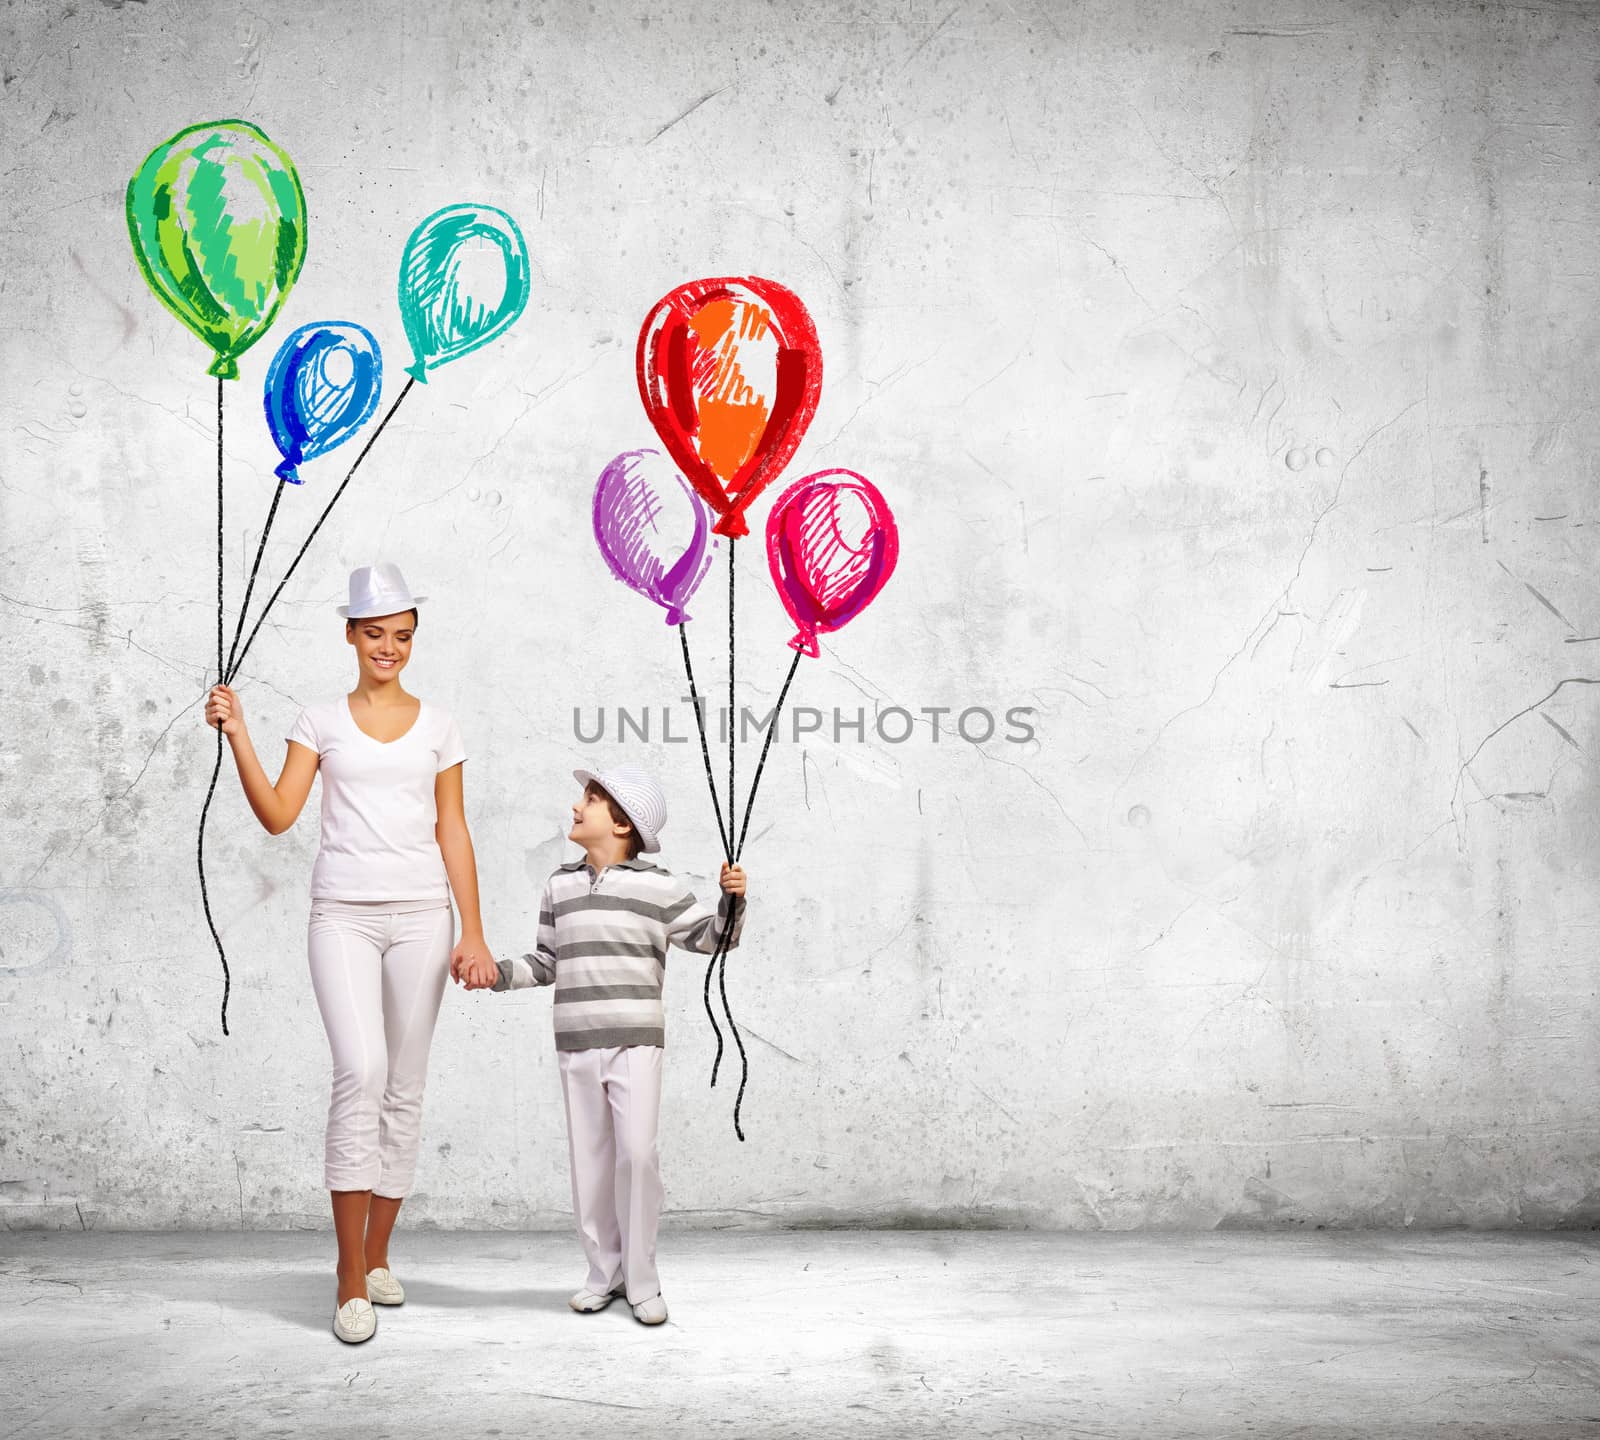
xmin=3 ymin=0 xmax=1597 ymax=1230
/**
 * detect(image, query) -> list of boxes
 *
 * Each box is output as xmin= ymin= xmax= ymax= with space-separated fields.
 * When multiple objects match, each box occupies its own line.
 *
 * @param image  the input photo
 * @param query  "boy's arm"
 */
xmin=492 ymin=884 xmax=559 ymax=990
xmin=663 ymin=882 xmax=746 ymax=955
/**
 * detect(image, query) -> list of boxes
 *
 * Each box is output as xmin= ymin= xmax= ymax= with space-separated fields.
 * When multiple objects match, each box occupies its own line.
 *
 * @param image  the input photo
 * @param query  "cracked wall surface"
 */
xmin=2 ymin=0 xmax=1598 ymax=1229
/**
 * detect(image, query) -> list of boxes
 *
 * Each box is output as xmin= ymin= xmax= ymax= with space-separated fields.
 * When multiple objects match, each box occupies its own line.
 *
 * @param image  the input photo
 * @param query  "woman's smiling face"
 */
xmin=345 ymin=610 xmax=415 ymax=682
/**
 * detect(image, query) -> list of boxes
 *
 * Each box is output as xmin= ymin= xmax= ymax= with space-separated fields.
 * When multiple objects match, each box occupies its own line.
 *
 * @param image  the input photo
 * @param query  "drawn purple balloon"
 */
xmin=593 ymin=448 xmax=719 ymax=624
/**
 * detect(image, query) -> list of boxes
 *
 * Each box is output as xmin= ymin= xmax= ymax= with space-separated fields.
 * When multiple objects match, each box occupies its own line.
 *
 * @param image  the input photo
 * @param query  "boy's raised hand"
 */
xmin=720 ymin=862 xmax=746 ymax=897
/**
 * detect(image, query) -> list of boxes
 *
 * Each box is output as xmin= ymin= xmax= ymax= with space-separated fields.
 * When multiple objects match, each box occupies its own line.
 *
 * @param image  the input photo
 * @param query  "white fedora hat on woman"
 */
xmin=337 ymin=562 xmax=428 ymax=619
xmin=573 ymin=766 xmax=667 ymax=854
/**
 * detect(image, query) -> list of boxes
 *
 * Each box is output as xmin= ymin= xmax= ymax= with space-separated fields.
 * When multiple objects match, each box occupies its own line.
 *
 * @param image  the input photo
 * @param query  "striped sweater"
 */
xmin=493 ymin=855 xmax=745 ymax=1051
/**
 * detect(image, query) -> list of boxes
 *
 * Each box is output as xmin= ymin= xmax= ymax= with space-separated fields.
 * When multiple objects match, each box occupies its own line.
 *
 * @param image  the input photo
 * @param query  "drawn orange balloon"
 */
xmin=636 ymin=277 xmax=823 ymax=538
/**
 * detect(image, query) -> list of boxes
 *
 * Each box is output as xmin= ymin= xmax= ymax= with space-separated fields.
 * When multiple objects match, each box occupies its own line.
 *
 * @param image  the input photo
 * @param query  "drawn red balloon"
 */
xmin=637 ymin=276 xmax=822 ymax=539
xmin=766 ymin=469 xmax=899 ymax=657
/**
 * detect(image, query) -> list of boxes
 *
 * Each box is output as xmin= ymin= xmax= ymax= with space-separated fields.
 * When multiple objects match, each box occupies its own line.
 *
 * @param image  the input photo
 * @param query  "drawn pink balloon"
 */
xmin=765 ymin=469 xmax=898 ymax=657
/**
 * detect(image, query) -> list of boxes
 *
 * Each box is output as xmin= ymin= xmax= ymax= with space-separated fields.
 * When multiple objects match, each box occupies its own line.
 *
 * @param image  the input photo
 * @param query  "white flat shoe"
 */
xmin=366 ymin=1267 xmax=405 ymax=1305
xmin=333 ymin=1296 xmax=376 ymax=1343
xmin=569 ymin=1287 xmax=623 ymax=1313
xmin=632 ymin=1294 xmax=668 ymax=1326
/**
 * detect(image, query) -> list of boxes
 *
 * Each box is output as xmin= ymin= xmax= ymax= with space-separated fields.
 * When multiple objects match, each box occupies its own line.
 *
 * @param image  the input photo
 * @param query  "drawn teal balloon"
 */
xmin=398 ymin=204 xmax=530 ymax=383
xmin=126 ymin=120 xmax=307 ymax=380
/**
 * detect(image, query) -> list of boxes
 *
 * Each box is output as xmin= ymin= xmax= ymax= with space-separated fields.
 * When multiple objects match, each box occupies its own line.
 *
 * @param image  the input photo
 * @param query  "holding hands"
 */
xmin=453 ymin=863 xmax=748 ymax=996
xmin=450 ymin=936 xmax=498 ymax=990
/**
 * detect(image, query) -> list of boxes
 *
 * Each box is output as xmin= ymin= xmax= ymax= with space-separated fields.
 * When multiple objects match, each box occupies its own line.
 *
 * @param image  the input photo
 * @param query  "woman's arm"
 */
xmin=205 ymin=685 xmax=318 ymax=836
xmin=435 ymin=763 xmax=492 ymax=983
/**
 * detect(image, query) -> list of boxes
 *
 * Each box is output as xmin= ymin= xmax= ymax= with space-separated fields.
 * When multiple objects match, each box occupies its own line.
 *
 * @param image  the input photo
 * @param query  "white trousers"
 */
xmin=558 ymin=1045 xmax=665 ymax=1305
xmin=306 ymin=898 xmax=453 ymax=1196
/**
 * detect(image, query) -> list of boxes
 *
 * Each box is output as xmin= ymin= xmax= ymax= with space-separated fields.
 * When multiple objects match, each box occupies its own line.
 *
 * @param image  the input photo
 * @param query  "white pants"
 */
xmin=306 ymin=898 xmax=453 ymax=1196
xmin=558 ymin=1045 xmax=665 ymax=1305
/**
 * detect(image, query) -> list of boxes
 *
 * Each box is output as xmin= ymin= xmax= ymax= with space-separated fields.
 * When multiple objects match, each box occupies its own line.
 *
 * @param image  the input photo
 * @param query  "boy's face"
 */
xmin=569 ymin=784 xmax=632 ymax=851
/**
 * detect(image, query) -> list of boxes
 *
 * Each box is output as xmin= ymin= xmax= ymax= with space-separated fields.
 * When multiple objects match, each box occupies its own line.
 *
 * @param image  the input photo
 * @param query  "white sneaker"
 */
xmin=366 ymin=1267 xmax=405 ymax=1305
xmin=333 ymin=1296 xmax=376 ymax=1343
xmin=569 ymin=1287 xmax=622 ymax=1313
xmin=632 ymin=1294 xmax=668 ymax=1326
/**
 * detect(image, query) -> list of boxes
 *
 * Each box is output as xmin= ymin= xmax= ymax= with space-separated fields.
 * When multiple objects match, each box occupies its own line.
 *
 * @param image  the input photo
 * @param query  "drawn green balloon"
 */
xmin=126 ymin=120 xmax=307 ymax=380
xmin=398 ymin=204 xmax=530 ymax=383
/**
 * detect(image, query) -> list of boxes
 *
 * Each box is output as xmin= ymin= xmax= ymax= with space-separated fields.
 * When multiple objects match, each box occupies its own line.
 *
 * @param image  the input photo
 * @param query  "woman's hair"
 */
xmin=588 ymin=781 xmax=643 ymax=860
xmin=345 ymin=609 xmax=419 ymax=630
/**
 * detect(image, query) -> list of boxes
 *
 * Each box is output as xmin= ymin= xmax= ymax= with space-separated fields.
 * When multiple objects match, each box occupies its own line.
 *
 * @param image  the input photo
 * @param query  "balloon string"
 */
xmin=735 ymin=647 xmax=803 ymax=863
xmin=706 ymin=536 xmax=750 ymax=1139
xmin=679 ymin=622 xmax=731 ymax=862
xmin=708 ymin=894 xmax=748 ymax=1143
xmin=701 ymin=915 xmax=725 ymax=1089
xmin=199 ymin=731 xmax=229 ymax=1037
xmin=681 ymin=622 xmax=729 ymax=1071
xmin=727 ymin=537 xmax=738 ymax=846
xmin=200 ymin=375 xmax=231 ymax=1037
xmin=224 ymin=480 xmax=286 ymax=683
xmin=216 ymin=377 xmax=224 ymax=685
xmin=711 ymin=646 xmax=804 ymax=1140
xmin=226 ymin=376 xmax=417 ymax=684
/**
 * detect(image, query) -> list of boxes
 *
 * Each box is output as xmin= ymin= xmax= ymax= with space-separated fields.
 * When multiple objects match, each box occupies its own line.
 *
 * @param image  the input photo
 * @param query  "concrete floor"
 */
xmin=2 ymin=1230 xmax=1597 ymax=1438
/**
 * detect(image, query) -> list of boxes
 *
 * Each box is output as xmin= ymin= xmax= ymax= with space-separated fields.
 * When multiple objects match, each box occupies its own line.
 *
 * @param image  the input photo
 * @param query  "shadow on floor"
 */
xmin=240 ymin=1273 xmax=582 ymax=1330
xmin=399 ymin=1277 xmax=575 ymax=1313
xmin=232 ymin=1270 xmax=335 ymax=1333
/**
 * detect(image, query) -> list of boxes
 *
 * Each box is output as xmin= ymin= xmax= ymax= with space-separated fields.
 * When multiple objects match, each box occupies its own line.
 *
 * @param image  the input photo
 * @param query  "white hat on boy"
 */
xmin=337 ymin=563 xmax=428 ymax=619
xmin=573 ymin=766 xmax=667 ymax=854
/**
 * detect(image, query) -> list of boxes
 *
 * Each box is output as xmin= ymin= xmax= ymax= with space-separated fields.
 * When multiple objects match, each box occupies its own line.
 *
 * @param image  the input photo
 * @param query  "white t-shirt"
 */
xmin=286 ymin=698 xmax=467 ymax=900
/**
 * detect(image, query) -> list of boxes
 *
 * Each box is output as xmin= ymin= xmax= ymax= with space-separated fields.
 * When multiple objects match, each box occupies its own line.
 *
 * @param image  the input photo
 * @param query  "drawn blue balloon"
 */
xmin=262 ymin=321 xmax=383 ymax=483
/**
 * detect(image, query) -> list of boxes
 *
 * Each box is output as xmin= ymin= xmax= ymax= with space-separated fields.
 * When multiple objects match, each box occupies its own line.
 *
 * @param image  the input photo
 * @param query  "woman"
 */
xmin=205 ymin=562 xmax=494 ymax=1344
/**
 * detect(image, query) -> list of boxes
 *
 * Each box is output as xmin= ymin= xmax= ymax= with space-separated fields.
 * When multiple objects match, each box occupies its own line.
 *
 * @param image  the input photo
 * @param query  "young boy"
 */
xmin=458 ymin=765 xmax=745 ymax=1325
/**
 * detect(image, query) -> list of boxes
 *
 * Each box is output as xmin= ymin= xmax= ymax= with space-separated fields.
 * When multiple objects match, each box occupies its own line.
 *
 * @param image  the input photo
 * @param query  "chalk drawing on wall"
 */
xmin=126 ymin=118 xmax=307 ymax=1040
xmin=0 ymin=891 xmax=72 ymax=979
xmin=398 ymin=204 xmax=531 ymax=384
xmin=593 ymin=446 xmax=730 ymax=858
xmin=263 ymin=321 xmax=384 ymax=485
xmin=593 ymin=276 xmax=899 ymax=1138
xmin=125 ymin=120 xmax=308 ymax=382
xmin=593 ymin=450 xmax=719 ymax=628
xmin=766 ymin=469 xmax=899 ymax=664
xmin=637 ymin=277 xmax=822 ymax=540
xmin=127 ymin=118 xmax=531 ymax=1037
xmin=226 ymin=202 xmax=532 ymax=683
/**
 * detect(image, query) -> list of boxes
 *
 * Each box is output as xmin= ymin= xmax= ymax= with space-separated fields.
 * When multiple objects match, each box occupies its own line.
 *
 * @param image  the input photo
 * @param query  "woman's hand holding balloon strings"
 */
xmin=205 ymin=684 xmax=244 ymax=738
